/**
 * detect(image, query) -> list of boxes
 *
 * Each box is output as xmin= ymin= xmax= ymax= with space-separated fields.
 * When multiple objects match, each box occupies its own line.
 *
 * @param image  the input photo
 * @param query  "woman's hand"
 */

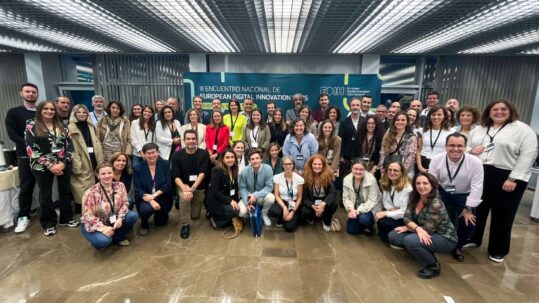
xmin=471 ymin=146 xmax=485 ymax=155
xmin=230 ymin=200 xmax=239 ymax=211
xmin=173 ymin=137 xmax=181 ymax=145
xmin=113 ymin=218 xmax=123 ymax=230
xmin=416 ymin=226 xmax=432 ymax=246
xmin=142 ymin=194 xmax=155 ymax=202
xmin=374 ymin=211 xmax=386 ymax=222
xmin=150 ymin=200 xmax=161 ymax=211
xmin=314 ymin=202 xmax=326 ymax=217
xmin=284 ymin=209 xmax=294 ymax=221
xmin=348 ymin=209 xmax=358 ymax=219
xmin=460 ymin=208 xmax=476 ymax=226
xmin=394 ymin=226 xmax=409 ymax=234
xmin=502 ymin=179 xmax=517 ymax=192
xmin=101 ymin=226 xmax=114 ymax=237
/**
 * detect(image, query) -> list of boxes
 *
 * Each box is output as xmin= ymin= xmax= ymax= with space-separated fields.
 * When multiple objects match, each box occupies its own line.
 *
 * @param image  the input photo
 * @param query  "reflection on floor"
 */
xmin=1 ymin=190 xmax=538 ymax=303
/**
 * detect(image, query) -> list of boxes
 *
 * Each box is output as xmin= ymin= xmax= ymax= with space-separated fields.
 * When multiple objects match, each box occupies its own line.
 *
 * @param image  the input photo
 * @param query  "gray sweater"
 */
xmin=239 ymin=163 xmax=274 ymax=205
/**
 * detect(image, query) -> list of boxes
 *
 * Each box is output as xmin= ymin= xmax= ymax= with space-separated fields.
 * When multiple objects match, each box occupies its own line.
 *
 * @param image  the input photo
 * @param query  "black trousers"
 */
xmin=17 ymin=157 xmax=36 ymax=218
xmin=377 ymin=217 xmax=404 ymax=243
xmin=211 ymin=204 xmax=239 ymax=228
xmin=32 ymin=166 xmax=73 ymax=229
xmin=470 ymin=165 xmax=528 ymax=257
xmin=268 ymin=201 xmax=300 ymax=232
xmin=300 ymin=201 xmax=338 ymax=226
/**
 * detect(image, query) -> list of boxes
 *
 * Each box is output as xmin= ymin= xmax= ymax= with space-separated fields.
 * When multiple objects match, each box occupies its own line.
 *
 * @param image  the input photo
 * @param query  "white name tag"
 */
xmin=327 ymin=150 xmax=333 ymax=157
xmin=87 ymin=147 xmax=94 ymax=153
xmin=230 ymin=189 xmax=235 ymax=196
xmin=296 ymin=155 xmax=304 ymax=161
xmin=51 ymin=148 xmax=62 ymax=153
xmin=189 ymin=175 xmax=197 ymax=181
xmin=445 ymin=185 xmax=456 ymax=193
xmin=109 ymin=215 xmax=117 ymax=224
xmin=485 ymin=142 xmax=495 ymax=152
xmin=289 ymin=200 xmax=296 ymax=210
xmin=230 ymin=131 xmax=235 ymax=137
xmin=251 ymin=142 xmax=259 ymax=148
xmin=362 ymin=156 xmax=370 ymax=161
xmin=213 ymin=144 xmax=218 ymax=151
xmin=315 ymin=199 xmax=322 ymax=206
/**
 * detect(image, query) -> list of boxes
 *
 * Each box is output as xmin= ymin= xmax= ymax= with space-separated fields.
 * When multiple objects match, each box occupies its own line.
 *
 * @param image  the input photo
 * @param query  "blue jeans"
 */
xmin=388 ymin=231 xmax=456 ymax=267
xmin=347 ymin=211 xmax=374 ymax=234
xmin=81 ymin=211 xmax=138 ymax=249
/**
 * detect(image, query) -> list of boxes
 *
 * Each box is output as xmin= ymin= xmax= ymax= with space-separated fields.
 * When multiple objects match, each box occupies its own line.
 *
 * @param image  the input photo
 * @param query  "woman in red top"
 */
xmin=206 ymin=110 xmax=230 ymax=165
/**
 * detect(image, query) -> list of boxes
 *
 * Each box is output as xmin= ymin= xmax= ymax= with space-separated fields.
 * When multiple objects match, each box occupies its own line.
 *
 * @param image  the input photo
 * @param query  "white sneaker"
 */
xmin=463 ymin=242 xmax=479 ymax=248
xmin=488 ymin=254 xmax=504 ymax=263
xmin=262 ymin=213 xmax=272 ymax=227
xmin=14 ymin=217 xmax=30 ymax=233
xmin=322 ymin=223 xmax=331 ymax=232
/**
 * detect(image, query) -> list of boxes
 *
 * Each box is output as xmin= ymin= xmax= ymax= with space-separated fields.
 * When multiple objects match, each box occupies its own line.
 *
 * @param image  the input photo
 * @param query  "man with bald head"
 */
xmin=409 ymin=100 xmax=422 ymax=112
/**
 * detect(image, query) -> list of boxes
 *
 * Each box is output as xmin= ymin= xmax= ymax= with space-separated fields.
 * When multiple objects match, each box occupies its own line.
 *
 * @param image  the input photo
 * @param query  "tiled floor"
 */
xmin=1 ymin=191 xmax=538 ymax=303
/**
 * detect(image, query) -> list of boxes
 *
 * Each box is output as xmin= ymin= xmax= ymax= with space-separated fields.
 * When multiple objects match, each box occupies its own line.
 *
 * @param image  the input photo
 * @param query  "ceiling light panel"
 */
xmin=334 ymin=0 xmax=442 ymax=53
xmin=21 ymin=0 xmax=174 ymax=52
xmin=264 ymin=0 xmax=313 ymax=53
xmin=459 ymin=29 xmax=539 ymax=53
xmin=521 ymin=47 xmax=539 ymax=54
xmin=0 ymin=35 xmax=61 ymax=52
xmin=0 ymin=8 xmax=118 ymax=52
xmin=135 ymin=0 xmax=238 ymax=53
xmin=393 ymin=0 xmax=539 ymax=53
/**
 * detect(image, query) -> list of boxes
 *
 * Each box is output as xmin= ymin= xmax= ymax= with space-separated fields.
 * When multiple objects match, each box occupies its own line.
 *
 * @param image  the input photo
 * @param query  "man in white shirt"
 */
xmin=89 ymin=95 xmax=107 ymax=125
xmin=429 ymin=133 xmax=484 ymax=262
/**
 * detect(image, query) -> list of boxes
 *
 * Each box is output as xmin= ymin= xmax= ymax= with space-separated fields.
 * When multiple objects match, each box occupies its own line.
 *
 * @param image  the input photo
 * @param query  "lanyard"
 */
xmin=93 ymin=111 xmax=103 ymax=122
xmin=100 ymin=183 xmax=115 ymax=213
xmin=353 ymin=178 xmax=363 ymax=207
xmin=48 ymin=127 xmax=57 ymax=142
xmin=213 ymin=125 xmax=221 ymax=151
xmin=445 ymin=154 xmax=465 ymax=184
xmin=363 ymin=135 xmax=375 ymax=158
xmin=389 ymin=187 xmax=395 ymax=207
xmin=230 ymin=114 xmax=238 ymax=132
xmin=429 ymin=129 xmax=442 ymax=151
xmin=252 ymin=126 xmax=260 ymax=141
xmin=486 ymin=123 xmax=508 ymax=143
xmin=143 ymin=127 xmax=150 ymax=141
xmin=253 ymin=170 xmax=258 ymax=192
xmin=285 ymin=176 xmax=293 ymax=200
xmin=313 ymin=184 xmax=322 ymax=198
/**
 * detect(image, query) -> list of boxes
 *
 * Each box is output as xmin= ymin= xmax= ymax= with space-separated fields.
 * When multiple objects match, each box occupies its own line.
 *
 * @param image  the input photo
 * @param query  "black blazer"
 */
xmin=133 ymin=158 xmax=172 ymax=203
xmin=205 ymin=167 xmax=239 ymax=216
xmin=302 ymin=182 xmax=337 ymax=208
xmin=339 ymin=116 xmax=365 ymax=160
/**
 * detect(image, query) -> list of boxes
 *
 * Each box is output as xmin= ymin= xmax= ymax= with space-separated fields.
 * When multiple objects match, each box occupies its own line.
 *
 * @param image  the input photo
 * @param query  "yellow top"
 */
xmin=223 ymin=113 xmax=248 ymax=146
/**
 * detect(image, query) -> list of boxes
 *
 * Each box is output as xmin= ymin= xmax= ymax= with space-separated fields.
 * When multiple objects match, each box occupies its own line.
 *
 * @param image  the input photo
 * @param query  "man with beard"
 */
xmin=312 ymin=93 xmax=330 ymax=122
xmin=89 ymin=95 xmax=107 ymax=125
xmin=285 ymin=93 xmax=305 ymax=124
xmin=5 ymin=83 xmax=39 ymax=233
xmin=56 ymin=96 xmax=71 ymax=126
xmin=339 ymin=97 xmax=365 ymax=175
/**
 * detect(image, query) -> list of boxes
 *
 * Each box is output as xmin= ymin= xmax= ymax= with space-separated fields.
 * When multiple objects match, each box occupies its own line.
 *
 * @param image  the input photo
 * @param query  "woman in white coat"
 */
xmin=155 ymin=105 xmax=182 ymax=161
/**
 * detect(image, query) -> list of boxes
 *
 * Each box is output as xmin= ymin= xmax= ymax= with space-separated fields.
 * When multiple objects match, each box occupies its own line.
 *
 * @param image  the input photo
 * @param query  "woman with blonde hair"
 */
xmin=68 ymin=104 xmax=104 ymax=214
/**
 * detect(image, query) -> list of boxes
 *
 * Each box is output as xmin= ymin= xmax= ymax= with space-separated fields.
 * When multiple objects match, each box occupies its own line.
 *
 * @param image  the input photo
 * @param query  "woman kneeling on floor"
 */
xmin=269 ymin=156 xmax=304 ymax=232
xmin=388 ymin=173 xmax=457 ymax=279
xmin=81 ymin=162 xmax=138 ymax=249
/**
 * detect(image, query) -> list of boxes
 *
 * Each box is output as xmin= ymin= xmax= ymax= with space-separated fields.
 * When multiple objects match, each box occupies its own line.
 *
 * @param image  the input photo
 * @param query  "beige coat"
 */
xmin=242 ymin=124 xmax=271 ymax=151
xmin=96 ymin=116 xmax=132 ymax=160
xmin=68 ymin=117 xmax=104 ymax=205
xmin=343 ymin=171 xmax=382 ymax=214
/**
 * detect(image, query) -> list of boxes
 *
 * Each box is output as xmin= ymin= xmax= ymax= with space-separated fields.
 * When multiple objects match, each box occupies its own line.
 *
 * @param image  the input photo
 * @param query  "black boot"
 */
xmin=417 ymin=262 xmax=441 ymax=279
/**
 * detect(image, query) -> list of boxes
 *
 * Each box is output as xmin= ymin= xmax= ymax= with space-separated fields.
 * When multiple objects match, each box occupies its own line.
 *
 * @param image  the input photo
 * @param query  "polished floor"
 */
xmin=1 ymin=191 xmax=538 ymax=303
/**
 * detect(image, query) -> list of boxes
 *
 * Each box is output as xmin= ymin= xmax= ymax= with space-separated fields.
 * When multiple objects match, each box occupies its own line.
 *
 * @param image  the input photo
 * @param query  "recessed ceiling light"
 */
xmin=0 ymin=35 xmax=61 ymax=52
xmin=459 ymin=29 xmax=539 ymax=53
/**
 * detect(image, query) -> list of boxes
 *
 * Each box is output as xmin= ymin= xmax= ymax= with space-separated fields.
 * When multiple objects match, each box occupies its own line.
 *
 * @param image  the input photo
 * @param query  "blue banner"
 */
xmin=183 ymin=72 xmax=382 ymax=115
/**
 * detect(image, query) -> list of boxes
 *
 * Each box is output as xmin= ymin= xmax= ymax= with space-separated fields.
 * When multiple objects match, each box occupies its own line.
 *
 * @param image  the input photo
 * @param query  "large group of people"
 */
xmin=5 ymin=83 xmax=537 ymax=280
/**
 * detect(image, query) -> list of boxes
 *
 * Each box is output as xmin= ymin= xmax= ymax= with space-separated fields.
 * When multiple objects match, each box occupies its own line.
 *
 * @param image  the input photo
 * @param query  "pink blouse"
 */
xmin=82 ymin=182 xmax=129 ymax=232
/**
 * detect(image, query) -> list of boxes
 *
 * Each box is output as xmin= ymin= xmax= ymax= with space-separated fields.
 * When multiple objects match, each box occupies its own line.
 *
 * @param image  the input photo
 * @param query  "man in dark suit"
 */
xmin=338 ymin=97 xmax=365 ymax=176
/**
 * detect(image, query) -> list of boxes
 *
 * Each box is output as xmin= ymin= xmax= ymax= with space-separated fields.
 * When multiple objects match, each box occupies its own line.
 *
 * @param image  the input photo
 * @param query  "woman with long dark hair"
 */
xmin=316 ymin=120 xmax=341 ymax=176
xmin=379 ymin=112 xmax=417 ymax=177
xmin=223 ymin=98 xmax=247 ymax=146
xmin=68 ymin=104 xmax=104 ymax=214
xmin=268 ymin=108 xmax=288 ymax=146
xmin=263 ymin=142 xmax=283 ymax=175
xmin=129 ymin=103 xmax=143 ymax=122
xmin=323 ymin=106 xmax=341 ymax=134
xmin=298 ymin=105 xmax=318 ymax=135
xmin=130 ymin=105 xmax=155 ymax=168
xmin=416 ymin=105 xmax=453 ymax=172
xmin=388 ymin=173 xmax=457 ymax=279
xmin=97 ymin=100 xmax=132 ymax=161
xmin=25 ymin=101 xmax=78 ymax=236
xmin=155 ymin=105 xmax=182 ymax=161
xmin=466 ymin=99 xmax=537 ymax=263
xmin=357 ymin=116 xmax=383 ymax=173
xmin=243 ymin=109 xmax=270 ymax=152
xmin=205 ymin=149 xmax=241 ymax=229
xmin=232 ymin=140 xmax=248 ymax=174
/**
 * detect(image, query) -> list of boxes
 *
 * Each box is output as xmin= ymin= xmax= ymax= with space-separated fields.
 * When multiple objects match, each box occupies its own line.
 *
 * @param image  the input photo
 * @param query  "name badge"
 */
xmin=87 ymin=147 xmax=94 ymax=153
xmin=485 ymin=142 xmax=495 ymax=152
xmin=288 ymin=200 xmax=296 ymax=210
xmin=152 ymin=187 xmax=156 ymax=194
xmin=362 ymin=156 xmax=370 ymax=162
xmin=189 ymin=175 xmax=197 ymax=182
xmin=296 ymin=155 xmax=304 ymax=161
xmin=230 ymin=131 xmax=235 ymax=137
xmin=314 ymin=199 xmax=322 ymax=206
xmin=230 ymin=189 xmax=236 ymax=196
xmin=213 ymin=144 xmax=218 ymax=151
xmin=51 ymin=147 xmax=62 ymax=154
xmin=352 ymin=137 xmax=356 ymax=141
xmin=327 ymin=150 xmax=333 ymax=157
xmin=251 ymin=142 xmax=259 ymax=148
xmin=109 ymin=215 xmax=117 ymax=224
xmin=445 ymin=185 xmax=456 ymax=193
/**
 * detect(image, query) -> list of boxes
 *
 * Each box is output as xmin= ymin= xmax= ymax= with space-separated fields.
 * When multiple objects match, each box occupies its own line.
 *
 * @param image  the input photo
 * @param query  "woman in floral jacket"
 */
xmin=25 ymin=100 xmax=78 ymax=236
xmin=81 ymin=162 xmax=138 ymax=249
